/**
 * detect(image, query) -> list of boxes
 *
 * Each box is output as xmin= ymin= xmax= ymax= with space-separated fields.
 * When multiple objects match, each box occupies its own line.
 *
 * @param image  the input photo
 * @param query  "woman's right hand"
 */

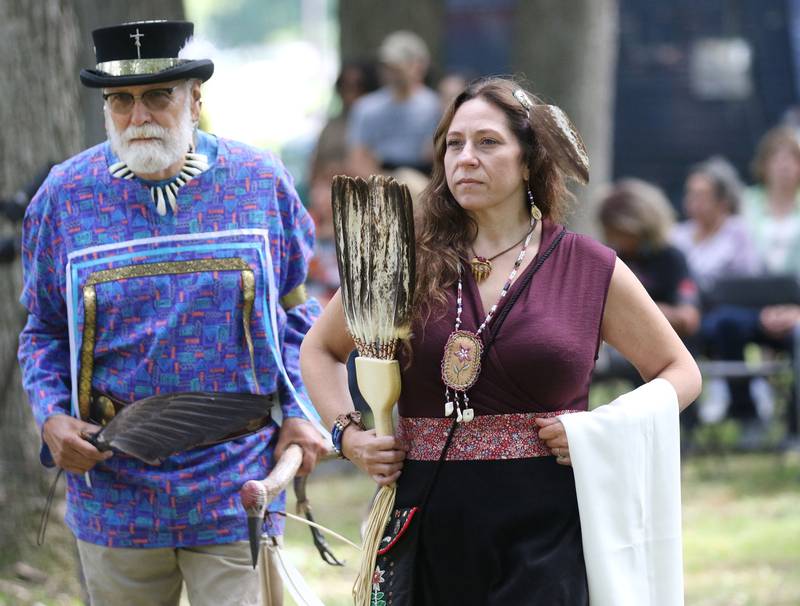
xmin=342 ymin=428 xmax=406 ymax=487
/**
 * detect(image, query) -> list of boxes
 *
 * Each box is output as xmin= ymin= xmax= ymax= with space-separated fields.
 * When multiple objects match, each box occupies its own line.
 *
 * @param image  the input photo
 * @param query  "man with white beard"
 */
xmin=18 ymin=20 xmax=327 ymax=606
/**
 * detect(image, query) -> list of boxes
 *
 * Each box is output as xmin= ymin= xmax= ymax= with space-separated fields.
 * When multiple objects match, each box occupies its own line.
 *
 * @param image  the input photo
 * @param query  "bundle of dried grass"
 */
xmin=331 ymin=175 xmax=415 ymax=606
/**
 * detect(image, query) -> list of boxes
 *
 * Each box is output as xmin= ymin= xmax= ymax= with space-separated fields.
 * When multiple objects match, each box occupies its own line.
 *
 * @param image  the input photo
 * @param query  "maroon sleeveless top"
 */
xmin=398 ymin=219 xmax=616 ymax=418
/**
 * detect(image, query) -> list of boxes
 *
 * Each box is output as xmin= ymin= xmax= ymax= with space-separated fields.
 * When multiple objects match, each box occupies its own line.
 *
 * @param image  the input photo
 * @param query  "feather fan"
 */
xmin=332 ymin=174 xmax=415 ymax=360
xmin=331 ymin=174 xmax=415 ymax=606
xmin=88 ymin=392 xmax=276 ymax=465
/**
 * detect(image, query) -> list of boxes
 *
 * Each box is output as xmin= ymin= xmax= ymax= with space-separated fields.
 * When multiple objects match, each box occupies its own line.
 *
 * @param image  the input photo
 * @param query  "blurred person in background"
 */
xmin=700 ymin=126 xmax=800 ymax=446
xmin=306 ymin=162 xmax=340 ymax=306
xmin=598 ymin=178 xmax=700 ymax=342
xmin=308 ymin=60 xmax=379 ymax=186
xmin=346 ymin=30 xmax=442 ymax=178
xmin=595 ymin=179 xmax=701 ymax=442
xmin=307 ymin=61 xmax=379 ymax=306
xmin=671 ymin=157 xmax=763 ymax=430
xmin=672 ymin=156 xmax=759 ymax=292
xmin=437 ymin=71 xmax=470 ymax=111
xmin=743 ymin=126 xmax=800 ymax=275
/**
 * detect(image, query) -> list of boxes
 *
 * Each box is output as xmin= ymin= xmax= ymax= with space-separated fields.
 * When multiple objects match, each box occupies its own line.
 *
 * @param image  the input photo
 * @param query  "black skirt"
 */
xmin=394 ymin=457 xmax=589 ymax=605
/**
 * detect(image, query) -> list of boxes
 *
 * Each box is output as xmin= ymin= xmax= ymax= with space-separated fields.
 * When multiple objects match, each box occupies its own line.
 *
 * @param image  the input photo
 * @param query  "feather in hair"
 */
xmin=331 ymin=175 xmax=415 ymax=360
xmin=530 ymin=104 xmax=590 ymax=185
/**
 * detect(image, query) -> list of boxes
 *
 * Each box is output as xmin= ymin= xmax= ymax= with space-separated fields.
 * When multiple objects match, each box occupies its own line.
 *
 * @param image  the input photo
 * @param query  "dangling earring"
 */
xmin=527 ymin=183 xmax=542 ymax=220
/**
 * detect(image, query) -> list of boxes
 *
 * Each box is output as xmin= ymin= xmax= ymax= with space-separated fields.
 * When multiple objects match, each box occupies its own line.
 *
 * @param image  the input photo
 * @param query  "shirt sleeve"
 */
xmin=17 ymin=173 xmax=71 ymax=467
xmin=273 ymin=161 xmax=323 ymax=421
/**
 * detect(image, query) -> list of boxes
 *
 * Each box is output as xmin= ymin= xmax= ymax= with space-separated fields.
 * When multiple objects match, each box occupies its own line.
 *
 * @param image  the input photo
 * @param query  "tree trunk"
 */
xmin=513 ymin=0 xmax=619 ymax=235
xmin=73 ymin=0 xmax=185 ymax=146
xmin=0 ymin=0 xmax=83 ymax=560
xmin=338 ymin=0 xmax=443 ymax=70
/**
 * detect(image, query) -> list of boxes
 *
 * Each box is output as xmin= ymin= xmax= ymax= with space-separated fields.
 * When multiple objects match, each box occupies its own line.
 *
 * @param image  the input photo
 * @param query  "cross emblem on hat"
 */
xmin=130 ymin=28 xmax=144 ymax=59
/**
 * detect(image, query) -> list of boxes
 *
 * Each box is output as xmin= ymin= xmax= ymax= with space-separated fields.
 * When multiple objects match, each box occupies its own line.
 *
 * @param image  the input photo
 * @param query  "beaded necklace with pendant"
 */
xmin=440 ymin=218 xmax=537 ymax=423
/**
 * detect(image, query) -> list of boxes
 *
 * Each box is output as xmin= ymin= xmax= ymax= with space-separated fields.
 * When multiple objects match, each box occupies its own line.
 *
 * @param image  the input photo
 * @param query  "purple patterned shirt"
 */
xmin=18 ymin=132 xmax=322 ymax=547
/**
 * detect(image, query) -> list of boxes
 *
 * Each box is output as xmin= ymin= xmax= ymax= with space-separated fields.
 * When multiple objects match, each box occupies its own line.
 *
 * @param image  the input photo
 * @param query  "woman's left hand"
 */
xmin=535 ymin=417 xmax=571 ymax=466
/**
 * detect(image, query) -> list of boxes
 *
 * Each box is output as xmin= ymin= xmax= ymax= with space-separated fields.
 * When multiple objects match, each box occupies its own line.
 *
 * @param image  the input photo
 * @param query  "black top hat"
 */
xmin=80 ymin=20 xmax=214 ymax=88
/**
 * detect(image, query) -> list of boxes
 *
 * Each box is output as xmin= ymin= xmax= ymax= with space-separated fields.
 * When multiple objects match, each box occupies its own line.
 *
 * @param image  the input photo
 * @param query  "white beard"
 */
xmin=106 ymin=97 xmax=195 ymax=176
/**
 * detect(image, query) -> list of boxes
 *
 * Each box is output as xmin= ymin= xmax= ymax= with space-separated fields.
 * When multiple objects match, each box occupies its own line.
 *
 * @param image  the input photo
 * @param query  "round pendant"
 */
xmin=470 ymin=256 xmax=492 ymax=283
xmin=441 ymin=330 xmax=484 ymax=391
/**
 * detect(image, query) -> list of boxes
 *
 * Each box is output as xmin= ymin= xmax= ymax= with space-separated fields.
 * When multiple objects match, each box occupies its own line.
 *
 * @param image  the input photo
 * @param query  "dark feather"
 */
xmin=331 ymin=175 xmax=415 ymax=359
xmin=88 ymin=392 xmax=276 ymax=465
xmin=531 ymin=104 xmax=590 ymax=185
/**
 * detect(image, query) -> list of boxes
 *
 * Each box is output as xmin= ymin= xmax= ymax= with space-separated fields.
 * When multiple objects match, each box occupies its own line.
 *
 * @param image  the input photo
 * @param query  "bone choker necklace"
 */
xmin=109 ymin=151 xmax=209 ymax=216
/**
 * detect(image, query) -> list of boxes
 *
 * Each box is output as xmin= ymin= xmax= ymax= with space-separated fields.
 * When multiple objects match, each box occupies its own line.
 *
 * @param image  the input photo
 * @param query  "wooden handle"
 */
xmin=263 ymin=443 xmax=303 ymax=497
xmin=354 ymin=357 xmax=400 ymax=437
xmin=241 ymin=443 xmax=304 ymax=512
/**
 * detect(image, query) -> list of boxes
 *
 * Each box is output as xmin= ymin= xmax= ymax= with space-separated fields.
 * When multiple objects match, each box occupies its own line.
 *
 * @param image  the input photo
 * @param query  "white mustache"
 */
xmin=123 ymin=124 xmax=170 ymax=143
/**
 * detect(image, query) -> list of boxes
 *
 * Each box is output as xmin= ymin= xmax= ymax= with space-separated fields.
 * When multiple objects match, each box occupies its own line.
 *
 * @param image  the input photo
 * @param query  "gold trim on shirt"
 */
xmin=280 ymin=283 xmax=308 ymax=310
xmin=79 ymin=258 xmax=258 ymax=420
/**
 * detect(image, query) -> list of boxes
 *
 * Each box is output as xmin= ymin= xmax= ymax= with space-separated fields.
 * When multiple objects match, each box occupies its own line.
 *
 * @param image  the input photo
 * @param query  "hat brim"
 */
xmin=80 ymin=59 xmax=214 ymax=88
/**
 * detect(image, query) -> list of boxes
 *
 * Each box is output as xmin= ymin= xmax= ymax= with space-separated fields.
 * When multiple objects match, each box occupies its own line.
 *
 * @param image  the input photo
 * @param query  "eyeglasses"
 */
xmin=102 ymin=87 xmax=177 ymax=115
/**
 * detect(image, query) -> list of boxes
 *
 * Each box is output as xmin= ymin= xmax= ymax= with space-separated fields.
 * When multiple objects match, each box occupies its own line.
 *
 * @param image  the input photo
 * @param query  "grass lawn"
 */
xmin=2 ymin=453 xmax=798 ymax=605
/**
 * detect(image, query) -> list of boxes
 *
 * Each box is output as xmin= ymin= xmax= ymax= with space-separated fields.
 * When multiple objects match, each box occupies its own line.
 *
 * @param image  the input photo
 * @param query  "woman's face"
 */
xmin=683 ymin=173 xmax=725 ymax=226
xmin=765 ymin=144 xmax=800 ymax=190
xmin=443 ymin=97 xmax=527 ymax=216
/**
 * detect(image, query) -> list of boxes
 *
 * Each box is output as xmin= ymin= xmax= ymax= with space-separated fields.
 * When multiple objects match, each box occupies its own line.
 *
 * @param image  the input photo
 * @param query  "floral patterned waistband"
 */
xmin=396 ymin=410 xmax=583 ymax=461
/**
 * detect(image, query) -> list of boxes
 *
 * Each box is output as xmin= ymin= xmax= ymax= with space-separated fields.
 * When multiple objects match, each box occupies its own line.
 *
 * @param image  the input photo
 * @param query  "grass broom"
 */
xmin=331 ymin=175 xmax=415 ymax=606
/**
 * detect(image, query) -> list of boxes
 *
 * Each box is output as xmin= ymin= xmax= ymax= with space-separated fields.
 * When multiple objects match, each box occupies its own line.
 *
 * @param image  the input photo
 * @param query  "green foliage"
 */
xmin=683 ymin=453 xmax=800 ymax=605
xmin=2 ymin=454 xmax=797 ymax=604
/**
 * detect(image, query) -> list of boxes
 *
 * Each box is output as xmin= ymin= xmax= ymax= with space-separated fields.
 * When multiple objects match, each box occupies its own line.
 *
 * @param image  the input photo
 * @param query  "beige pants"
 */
xmin=77 ymin=539 xmax=283 ymax=606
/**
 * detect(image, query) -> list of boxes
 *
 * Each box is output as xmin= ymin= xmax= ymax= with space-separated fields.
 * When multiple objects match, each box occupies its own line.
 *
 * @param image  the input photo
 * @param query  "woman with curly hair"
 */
xmin=301 ymin=76 xmax=700 ymax=604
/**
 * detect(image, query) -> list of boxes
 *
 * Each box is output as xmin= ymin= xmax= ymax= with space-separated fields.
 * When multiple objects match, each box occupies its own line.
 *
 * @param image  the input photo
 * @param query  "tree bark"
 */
xmin=513 ymin=0 xmax=619 ymax=235
xmin=0 ymin=0 xmax=83 ymax=558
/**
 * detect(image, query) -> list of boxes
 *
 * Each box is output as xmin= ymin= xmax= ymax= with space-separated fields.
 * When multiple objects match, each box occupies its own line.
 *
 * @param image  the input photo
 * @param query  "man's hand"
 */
xmin=274 ymin=417 xmax=330 ymax=476
xmin=42 ymin=414 xmax=112 ymax=474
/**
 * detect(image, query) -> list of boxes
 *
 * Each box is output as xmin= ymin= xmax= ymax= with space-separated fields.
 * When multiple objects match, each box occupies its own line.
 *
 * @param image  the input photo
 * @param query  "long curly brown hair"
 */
xmin=413 ymin=76 xmax=577 ymax=324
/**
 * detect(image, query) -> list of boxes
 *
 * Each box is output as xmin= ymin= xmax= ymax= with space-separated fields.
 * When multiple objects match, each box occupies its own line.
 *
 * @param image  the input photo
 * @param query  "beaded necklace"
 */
xmin=440 ymin=217 xmax=537 ymax=422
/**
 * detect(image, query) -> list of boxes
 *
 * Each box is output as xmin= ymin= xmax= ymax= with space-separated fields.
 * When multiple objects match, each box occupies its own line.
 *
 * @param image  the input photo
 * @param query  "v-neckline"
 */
xmin=463 ymin=218 xmax=554 ymax=328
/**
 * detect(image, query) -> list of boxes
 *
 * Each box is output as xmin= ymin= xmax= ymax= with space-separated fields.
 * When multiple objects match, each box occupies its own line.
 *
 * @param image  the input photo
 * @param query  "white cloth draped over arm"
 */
xmin=558 ymin=378 xmax=684 ymax=606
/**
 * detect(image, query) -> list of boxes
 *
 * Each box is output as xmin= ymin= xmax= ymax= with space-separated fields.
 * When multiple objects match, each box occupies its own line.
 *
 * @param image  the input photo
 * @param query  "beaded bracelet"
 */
xmin=331 ymin=411 xmax=365 ymax=459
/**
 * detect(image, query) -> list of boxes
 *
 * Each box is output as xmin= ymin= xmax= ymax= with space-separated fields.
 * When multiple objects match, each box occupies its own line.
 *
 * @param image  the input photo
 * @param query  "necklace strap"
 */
xmin=471 ymin=223 xmax=535 ymax=262
xmin=455 ymin=219 xmax=537 ymax=335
